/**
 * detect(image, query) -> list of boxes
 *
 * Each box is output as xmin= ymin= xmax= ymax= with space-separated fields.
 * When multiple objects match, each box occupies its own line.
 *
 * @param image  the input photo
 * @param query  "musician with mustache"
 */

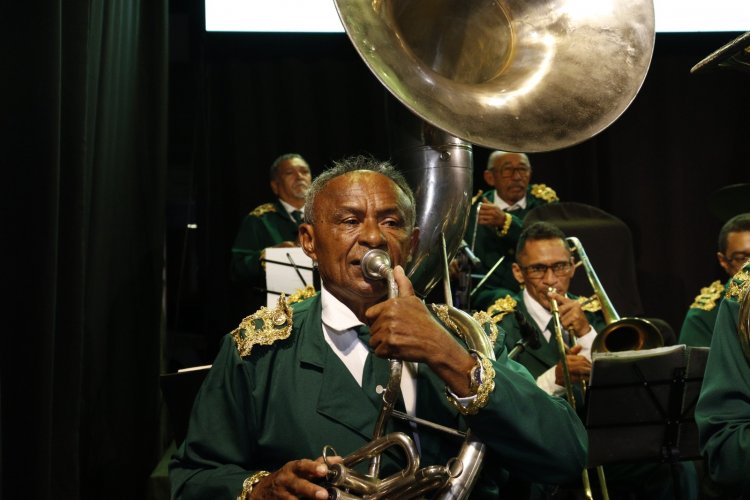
xmin=468 ymin=151 xmax=559 ymax=310
xmin=230 ymin=153 xmax=313 ymax=285
xmin=170 ymin=156 xmax=588 ymax=499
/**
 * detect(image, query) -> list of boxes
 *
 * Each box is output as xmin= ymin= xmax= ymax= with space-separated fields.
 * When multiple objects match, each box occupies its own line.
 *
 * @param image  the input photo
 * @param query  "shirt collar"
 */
xmin=523 ymin=287 xmax=553 ymax=332
xmin=321 ymin=284 xmax=364 ymax=332
xmin=493 ymin=192 xmax=527 ymax=212
xmin=278 ymin=198 xmax=303 ymax=219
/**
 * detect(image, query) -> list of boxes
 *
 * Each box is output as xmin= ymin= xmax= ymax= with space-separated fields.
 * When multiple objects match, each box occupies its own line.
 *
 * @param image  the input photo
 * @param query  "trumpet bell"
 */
xmin=333 ymin=0 xmax=655 ymax=152
xmin=591 ymin=317 xmax=664 ymax=353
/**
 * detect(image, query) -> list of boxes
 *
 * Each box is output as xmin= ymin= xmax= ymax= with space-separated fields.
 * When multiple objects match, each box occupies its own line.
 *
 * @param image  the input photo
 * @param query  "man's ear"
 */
xmin=717 ymin=251 xmax=731 ymax=275
xmin=299 ymin=223 xmax=317 ymax=261
xmin=483 ymin=170 xmax=495 ymax=187
xmin=270 ymin=179 xmax=279 ymax=197
xmin=408 ymin=227 xmax=421 ymax=262
xmin=512 ymin=262 xmax=524 ymax=286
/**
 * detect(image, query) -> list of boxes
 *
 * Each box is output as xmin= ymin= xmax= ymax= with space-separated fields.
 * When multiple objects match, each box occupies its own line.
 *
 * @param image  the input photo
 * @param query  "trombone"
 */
xmin=566 ymin=237 xmax=663 ymax=353
xmin=548 ymin=288 xmax=608 ymax=500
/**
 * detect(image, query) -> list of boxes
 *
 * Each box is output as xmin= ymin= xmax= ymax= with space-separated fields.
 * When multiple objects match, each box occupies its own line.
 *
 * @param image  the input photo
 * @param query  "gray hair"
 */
xmin=718 ymin=213 xmax=750 ymax=253
xmin=269 ymin=153 xmax=307 ymax=180
xmin=487 ymin=150 xmax=531 ymax=170
xmin=303 ymin=155 xmax=416 ymax=229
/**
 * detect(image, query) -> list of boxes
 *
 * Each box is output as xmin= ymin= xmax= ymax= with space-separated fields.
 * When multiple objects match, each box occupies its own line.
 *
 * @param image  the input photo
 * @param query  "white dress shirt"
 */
xmin=278 ymin=198 xmax=304 ymax=223
xmin=320 ymin=285 xmax=419 ymax=416
xmin=493 ymin=193 xmax=527 ymax=212
xmin=522 ymin=288 xmax=596 ymax=396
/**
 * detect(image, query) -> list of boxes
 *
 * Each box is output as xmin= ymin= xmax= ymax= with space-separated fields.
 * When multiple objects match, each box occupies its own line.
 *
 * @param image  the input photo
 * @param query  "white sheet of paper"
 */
xmin=264 ymin=247 xmax=314 ymax=307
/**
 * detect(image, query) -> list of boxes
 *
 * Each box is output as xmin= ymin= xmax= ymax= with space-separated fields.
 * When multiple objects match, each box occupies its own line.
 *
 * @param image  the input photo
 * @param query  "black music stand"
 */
xmin=585 ymin=345 xmax=707 ymax=500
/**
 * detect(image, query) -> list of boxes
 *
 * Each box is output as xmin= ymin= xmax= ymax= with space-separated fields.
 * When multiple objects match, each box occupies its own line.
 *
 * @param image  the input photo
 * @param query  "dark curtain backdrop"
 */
xmin=4 ymin=1 xmax=167 ymax=499
xmin=166 ymin=26 xmax=750 ymax=361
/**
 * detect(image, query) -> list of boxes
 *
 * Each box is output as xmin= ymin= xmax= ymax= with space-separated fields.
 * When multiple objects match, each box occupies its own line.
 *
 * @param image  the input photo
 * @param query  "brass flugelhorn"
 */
xmin=566 ymin=237 xmax=663 ymax=353
xmin=322 ymin=249 xmax=495 ymax=500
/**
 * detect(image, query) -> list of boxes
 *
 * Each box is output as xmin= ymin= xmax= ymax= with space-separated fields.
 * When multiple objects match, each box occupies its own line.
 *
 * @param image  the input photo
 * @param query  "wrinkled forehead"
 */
xmin=519 ymin=238 xmax=571 ymax=262
xmin=491 ymin=153 xmax=530 ymax=170
xmin=317 ymin=170 xmax=413 ymax=214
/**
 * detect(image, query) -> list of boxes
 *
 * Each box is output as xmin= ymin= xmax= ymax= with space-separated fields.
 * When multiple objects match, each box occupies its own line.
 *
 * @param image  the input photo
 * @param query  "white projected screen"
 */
xmin=205 ymin=0 xmax=750 ymax=33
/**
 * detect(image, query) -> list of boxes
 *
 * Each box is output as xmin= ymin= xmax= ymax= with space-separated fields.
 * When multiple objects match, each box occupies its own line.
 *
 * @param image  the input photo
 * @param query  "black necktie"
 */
xmin=291 ymin=210 xmax=303 ymax=225
xmin=546 ymin=317 xmax=570 ymax=346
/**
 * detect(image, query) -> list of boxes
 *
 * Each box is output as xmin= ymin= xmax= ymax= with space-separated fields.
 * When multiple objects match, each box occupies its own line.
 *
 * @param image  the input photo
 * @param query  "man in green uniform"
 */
xmin=487 ymin=222 xmax=603 ymax=397
xmin=487 ymin=222 xmax=696 ymax=499
xmin=467 ymin=151 xmax=559 ymax=311
xmin=679 ymin=213 xmax=750 ymax=347
xmin=695 ymin=261 xmax=750 ymax=497
xmin=170 ymin=156 xmax=588 ymax=499
xmin=230 ymin=153 xmax=312 ymax=284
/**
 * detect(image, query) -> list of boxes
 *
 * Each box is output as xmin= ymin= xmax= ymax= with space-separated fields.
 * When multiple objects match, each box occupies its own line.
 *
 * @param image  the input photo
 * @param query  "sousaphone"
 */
xmin=333 ymin=0 xmax=656 ymax=297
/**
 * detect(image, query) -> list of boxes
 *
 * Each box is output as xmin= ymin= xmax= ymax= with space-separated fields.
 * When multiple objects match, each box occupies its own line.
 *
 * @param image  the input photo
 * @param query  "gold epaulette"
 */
xmin=287 ymin=285 xmax=317 ymax=305
xmin=231 ymin=294 xmax=293 ymax=357
xmin=689 ymin=280 xmax=725 ymax=311
xmin=577 ymin=295 xmax=602 ymax=313
xmin=726 ymin=263 xmax=750 ymax=303
xmin=486 ymin=295 xmax=518 ymax=322
xmin=530 ymin=184 xmax=559 ymax=203
xmin=249 ymin=203 xmax=277 ymax=217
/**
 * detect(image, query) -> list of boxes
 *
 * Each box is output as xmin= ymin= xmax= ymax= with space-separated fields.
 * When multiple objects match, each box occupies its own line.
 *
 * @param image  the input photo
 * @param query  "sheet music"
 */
xmin=264 ymin=247 xmax=314 ymax=307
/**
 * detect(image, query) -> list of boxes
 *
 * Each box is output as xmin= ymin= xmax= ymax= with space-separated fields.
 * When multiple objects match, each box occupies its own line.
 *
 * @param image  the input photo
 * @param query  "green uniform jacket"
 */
xmin=467 ymin=187 xmax=557 ymax=310
xmin=678 ymin=279 xmax=727 ymax=348
xmin=230 ymin=199 xmax=300 ymax=283
xmin=696 ymin=262 xmax=750 ymax=496
xmin=170 ymin=294 xmax=588 ymax=499
xmin=492 ymin=292 xmax=605 ymax=380
xmin=492 ymin=293 xmax=696 ymax=498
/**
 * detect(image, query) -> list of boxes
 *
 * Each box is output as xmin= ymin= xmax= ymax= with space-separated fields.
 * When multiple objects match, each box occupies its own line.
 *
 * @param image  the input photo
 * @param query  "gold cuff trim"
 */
xmin=496 ymin=213 xmax=513 ymax=237
xmin=237 ymin=470 xmax=271 ymax=500
xmin=446 ymin=355 xmax=496 ymax=416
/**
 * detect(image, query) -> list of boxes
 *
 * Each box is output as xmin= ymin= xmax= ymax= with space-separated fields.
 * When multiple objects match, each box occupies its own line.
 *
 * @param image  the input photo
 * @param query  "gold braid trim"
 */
xmin=530 ymin=183 xmax=559 ymax=203
xmin=287 ymin=285 xmax=317 ymax=305
xmin=689 ymin=280 xmax=725 ymax=311
xmin=231 ymin=295 xmax=293 ymax=357
xmin=237 ymin=471 xmax=271 ymax=500
xmin=496 ymin=212 xmax=513 ymax=237
xmin=249 ymin=203 xmax=277 ymax=217
xmin=446 ymin=354 xmax=496 ymax=416
xmin=727 ymin=263 xmax=750 ymax=303
xmin=472 ymin=310 xmax=499 ymax=345
xmin=431 ymin=304 xmax=460 ymax=336
xmin=486 ymin=295 xmax=517 ymax=322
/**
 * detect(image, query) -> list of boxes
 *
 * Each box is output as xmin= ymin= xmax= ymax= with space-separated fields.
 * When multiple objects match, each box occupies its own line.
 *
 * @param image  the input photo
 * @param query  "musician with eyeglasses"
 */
xmin=484 ymin=222 xmax=604 ymax=397
xmin=679 ymin=213 xmax=750 ymax=347
xmin=467 ymin=151 xmax=559 ymax=311
xmin=170 ymin=157 xmax=588 ymax=500
xmin=487 ymin=222 xmax=698 ymax=499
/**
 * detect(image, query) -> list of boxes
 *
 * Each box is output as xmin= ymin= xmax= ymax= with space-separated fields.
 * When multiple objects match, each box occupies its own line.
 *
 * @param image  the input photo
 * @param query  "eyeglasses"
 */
xmin=497 ymin=166 xmax=531 ymax=178
xmin=724 ymin=252 xmax=750 ymax=266
xmin=520 ymin=261 xmax=573 ymax=279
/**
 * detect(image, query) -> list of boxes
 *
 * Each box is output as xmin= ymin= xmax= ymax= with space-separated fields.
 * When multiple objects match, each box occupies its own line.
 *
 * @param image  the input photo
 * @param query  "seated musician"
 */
xmin=679 ymin=213 xmax=750 ymax=347
xmin=169 ymin=156 xmax=588 ymax=499
xmin=696 ymin=260 xmax=750 ymax=497
xmin=467 ymin=151 xmax=559 ymax=311
xmin=486 ymin=221 xmax=697 ymax=499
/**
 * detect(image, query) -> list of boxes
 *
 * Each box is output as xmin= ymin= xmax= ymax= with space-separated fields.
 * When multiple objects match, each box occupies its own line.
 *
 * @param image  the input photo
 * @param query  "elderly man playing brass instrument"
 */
xmin=170 ymin=156 xmax=587 ymax=499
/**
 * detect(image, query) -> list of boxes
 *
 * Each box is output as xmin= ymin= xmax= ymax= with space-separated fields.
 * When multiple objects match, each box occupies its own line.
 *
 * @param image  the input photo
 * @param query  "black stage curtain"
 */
xmin=4 ymin=1 xmax=168 ymax=499
xmin=167 ymin=29 xmax=749 ymax=358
